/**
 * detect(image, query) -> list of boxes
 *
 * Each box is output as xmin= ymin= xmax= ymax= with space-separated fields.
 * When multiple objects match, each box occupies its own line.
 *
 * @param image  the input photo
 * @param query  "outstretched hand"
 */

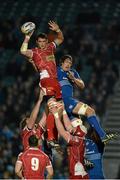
xmin=25 ymin=29 xmax=34 ymax=39
xmin=48 ymin=20 xmax=60 ymax=32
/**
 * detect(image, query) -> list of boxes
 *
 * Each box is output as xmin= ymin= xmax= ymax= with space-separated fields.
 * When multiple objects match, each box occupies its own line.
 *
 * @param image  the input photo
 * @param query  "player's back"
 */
xmin=67 ymin=126 xmax=88 ymax=178
xmin=21 ymin=147 xmax=50 ymax=179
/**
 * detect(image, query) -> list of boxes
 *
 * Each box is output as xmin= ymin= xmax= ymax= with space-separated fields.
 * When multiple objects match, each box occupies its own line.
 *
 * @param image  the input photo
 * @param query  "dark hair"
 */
xmin=60 ymin=55 xmax=73 ymax=64
xmin=36 ymin=33 xmax=48 ymax=40
xmin=29 ymin=135 xmax=38 ymax=147
xmin=19 ymin=116 xmax=29 ymax=130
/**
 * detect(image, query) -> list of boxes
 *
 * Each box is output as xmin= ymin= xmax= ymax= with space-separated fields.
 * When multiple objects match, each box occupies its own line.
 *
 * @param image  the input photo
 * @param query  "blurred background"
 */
xmin=0 ymin=0 xmax=120 ymax=179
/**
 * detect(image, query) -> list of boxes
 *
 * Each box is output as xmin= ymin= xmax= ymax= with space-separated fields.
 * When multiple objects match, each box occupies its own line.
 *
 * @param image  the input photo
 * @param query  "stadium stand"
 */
xmin=0 ymin=0 xmax=120 ymax=178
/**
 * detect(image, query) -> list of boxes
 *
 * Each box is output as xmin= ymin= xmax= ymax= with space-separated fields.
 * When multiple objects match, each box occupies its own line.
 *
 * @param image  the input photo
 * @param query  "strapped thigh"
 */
xmin=78 ymin=104 xmax=88 ymax=115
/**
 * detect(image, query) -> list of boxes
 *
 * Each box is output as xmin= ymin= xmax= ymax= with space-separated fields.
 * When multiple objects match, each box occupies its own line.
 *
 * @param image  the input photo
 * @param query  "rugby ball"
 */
xmin=21 ymin=22 xmax=36 ymax=34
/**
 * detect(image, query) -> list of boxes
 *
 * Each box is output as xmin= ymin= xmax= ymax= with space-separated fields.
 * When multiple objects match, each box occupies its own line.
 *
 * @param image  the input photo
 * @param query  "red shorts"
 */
xmin=70 ymin=174 xmax=89 ymax=179
xmin=39 ymin=78 xmax=62 ymax=100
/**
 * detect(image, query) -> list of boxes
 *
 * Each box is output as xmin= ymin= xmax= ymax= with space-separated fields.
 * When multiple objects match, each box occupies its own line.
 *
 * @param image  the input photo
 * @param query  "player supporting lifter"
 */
xmin=20 ymin=89 xmax=46 ymax=151
xmin=49 ymin=103 xmax=89 ymax=179
xmin=20 ymin=21 xmax=64 ymax=145
xmin=57 ymin=55 xmax=115 ymax=144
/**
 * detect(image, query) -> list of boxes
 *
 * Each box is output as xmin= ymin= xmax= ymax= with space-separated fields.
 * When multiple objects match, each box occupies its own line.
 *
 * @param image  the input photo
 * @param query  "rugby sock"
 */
xmin=87 ymin=115 xmax=106 ymax=140
xmin=46 ymin=113 xmax=58 ymax=141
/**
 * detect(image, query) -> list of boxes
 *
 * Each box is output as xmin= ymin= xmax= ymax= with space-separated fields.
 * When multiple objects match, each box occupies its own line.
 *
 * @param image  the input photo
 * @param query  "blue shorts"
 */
xmin=87 ymin=159 xmax=104 ymax=179
xmin=63 ymin=97 xmax=79 ymax=115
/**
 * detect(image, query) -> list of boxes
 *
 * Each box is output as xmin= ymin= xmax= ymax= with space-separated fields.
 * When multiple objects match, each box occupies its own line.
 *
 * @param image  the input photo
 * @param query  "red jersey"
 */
xmin=21 ymin=124 xmax=44 ymax=151
xmin=31 ymin=42 xmax=62 ymax=99
xmin=17 ymin=147 xmax=52 ymax=179
xmin=32 ymin=42 xmax=57 ymax=79
xmin=67 ymin=126 xmax=89 ymax=179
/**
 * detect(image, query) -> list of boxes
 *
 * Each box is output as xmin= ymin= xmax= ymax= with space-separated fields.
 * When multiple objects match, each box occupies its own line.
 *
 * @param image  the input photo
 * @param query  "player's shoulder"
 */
xmin=40 ymin=150 xmax=49 ymax=158
xmin=57 ymin=66 xmax=61 ymax=71
xmin=18 ymin=152 xmax=23 ymax=158
xmin=22 ymin=126 xmax=32 ymax=133
xmin=57 ymin=66 xmax=64 ymax=72
xmin=31 ymin=47 xmax=39 ymax=52
xmin=70 ymin=68 xmax=78 ymax=73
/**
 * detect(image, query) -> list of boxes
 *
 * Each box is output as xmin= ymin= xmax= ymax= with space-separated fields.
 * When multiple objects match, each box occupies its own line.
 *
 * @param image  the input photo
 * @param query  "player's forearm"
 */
xmin=20 ymin=35 xmax=30 ymax=53
xmin=46 ymin=174 xmax=53 ymax=179
xmin=16 ymin=170 xmax=23 ymax=179
xmin=54 ymin=113 xmax=68 ymax=142
xmin=28 ymin=100 xmax=42 ymax=129
xmin=63 ymin=110 xmax=73 ymax=132
xmin=54 ymin=29 xmax=64 ymax=45
xmin=39 ymin=111 xmax=47 ymax=128
xmin=74 ymin=78 xmax=85 ymax=89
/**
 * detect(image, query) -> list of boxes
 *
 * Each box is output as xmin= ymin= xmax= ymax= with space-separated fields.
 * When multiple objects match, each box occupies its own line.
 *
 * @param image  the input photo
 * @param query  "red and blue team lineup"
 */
xmin=14 ymin=21 xmax=118 ymax=179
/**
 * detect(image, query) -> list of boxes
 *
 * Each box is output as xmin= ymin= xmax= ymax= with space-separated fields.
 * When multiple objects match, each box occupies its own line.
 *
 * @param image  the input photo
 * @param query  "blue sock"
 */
xmin=87 ymin=115 xmax=106 ymax=140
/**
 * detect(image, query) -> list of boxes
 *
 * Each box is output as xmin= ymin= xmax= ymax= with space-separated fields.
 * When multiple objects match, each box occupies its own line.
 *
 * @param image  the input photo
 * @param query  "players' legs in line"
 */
xmin=63 ymin=97 xmax=116 ymax=143
xmin=73 ymin=102 xmax=118 ymax=143
xmin=39 ymin=78 xmax=63 ymax=147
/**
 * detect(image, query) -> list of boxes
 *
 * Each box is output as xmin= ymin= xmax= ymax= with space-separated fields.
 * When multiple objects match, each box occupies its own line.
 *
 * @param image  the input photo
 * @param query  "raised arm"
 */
xmin=39 ymin=111 xmax=47 ymax=129
xmin=50 ymin=106 xmax=69 ymax=142
xmin=20 ymin=31 xmax=34 ymax=59
xmin=62 ymin=109 xmax=74 ymax=133
xmin=48 ymin=21 xmax=64 ymax=45
xmin=27 ymin=89 xmax=44 ymax=130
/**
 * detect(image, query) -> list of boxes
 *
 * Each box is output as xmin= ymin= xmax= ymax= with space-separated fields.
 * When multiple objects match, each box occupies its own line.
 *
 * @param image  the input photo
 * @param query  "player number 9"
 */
xmin=31 ymin=157 xmax=39 ymax=171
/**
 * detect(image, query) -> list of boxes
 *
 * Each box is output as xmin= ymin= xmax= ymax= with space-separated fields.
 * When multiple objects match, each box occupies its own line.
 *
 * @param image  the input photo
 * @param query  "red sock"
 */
xmin=46 ymin=113 xmax=58 ymax=141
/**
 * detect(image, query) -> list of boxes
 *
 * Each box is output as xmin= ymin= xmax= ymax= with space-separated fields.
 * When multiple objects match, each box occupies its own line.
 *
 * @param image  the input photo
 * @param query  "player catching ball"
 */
xmin=20 ymin=20 xmax=64 ymax=146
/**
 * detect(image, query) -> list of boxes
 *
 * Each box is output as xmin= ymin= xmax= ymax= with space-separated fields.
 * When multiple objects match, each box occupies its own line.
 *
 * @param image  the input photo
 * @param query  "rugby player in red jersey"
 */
xmin=49 ymin=104 xmax=89 ymax=179
xmin=20 ymin=89 xmax=46 ymax=151
xmin=15 ymin=135 xmax=53 ymax=179
xmin=20 ymin=21 xmax=64 ymax=145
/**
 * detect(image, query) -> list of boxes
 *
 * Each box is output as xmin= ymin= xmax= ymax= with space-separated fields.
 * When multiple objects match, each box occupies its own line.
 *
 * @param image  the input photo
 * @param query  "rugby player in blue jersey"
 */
xmin=57 ymin=55 xmax=115 ymax=143
xmin=85 ymin=123 xmax=105 ymax=179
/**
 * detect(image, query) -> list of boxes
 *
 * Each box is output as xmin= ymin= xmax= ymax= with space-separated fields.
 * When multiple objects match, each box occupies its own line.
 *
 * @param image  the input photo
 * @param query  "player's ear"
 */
xmin=36 ymin=40 xmax=38 ymax=44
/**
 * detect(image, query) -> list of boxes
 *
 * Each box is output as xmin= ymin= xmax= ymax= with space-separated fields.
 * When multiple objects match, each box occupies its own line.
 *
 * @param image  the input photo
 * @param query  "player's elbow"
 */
xmin=15 ymin=168 xmax=20 ymax=177
xmin=79 ymin=80 xmax=85 ymax=89
xmin=58 ymin=37 xmax=64 ymax=45
xmin=81 ymin=82 xmax=85 ymax=89
xmin=47 ymin=168 xmax=54 ymax=179
xmin=49 ymin=170 xmax=54 ymax=177
xmin=59 ymin=36 xmax=64 ymax=44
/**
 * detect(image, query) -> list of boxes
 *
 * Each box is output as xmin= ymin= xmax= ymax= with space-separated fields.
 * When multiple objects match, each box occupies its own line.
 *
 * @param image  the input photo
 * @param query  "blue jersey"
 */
xmin=85 ymin=139 xmax=105 ymax=179
xmin=57 ymin=66 xmax=80 ymax=98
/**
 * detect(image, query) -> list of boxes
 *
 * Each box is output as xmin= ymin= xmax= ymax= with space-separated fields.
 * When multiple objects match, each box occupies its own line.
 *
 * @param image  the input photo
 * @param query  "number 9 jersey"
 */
xmin=17 ymin=147 xmax=52 ymax=179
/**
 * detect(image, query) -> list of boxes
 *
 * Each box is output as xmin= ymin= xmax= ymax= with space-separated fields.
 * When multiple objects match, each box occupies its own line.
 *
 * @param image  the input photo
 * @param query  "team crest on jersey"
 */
xmin=46 ymin=55 xmax=55 ymax=61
